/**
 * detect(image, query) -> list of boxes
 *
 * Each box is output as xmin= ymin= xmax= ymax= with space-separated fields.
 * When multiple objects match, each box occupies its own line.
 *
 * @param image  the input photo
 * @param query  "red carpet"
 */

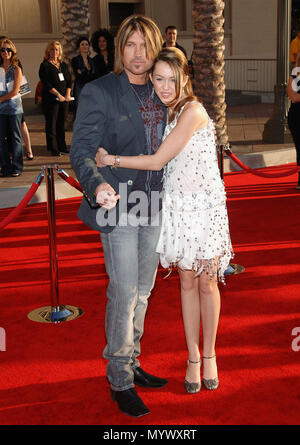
xmin=0 ymin=164 xmax=300 ymax=426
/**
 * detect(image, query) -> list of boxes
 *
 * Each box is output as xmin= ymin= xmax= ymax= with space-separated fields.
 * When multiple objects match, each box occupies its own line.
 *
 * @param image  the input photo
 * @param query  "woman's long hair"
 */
xmin=0 ymin=38 xmax=19 ymax=68
xmin=44 ymin=41 xmax=63 ymax=62
xmin=152 ymin=47 xmax=198 ymax=123
xmin=114 ymin=15 xmax=163 ymax=75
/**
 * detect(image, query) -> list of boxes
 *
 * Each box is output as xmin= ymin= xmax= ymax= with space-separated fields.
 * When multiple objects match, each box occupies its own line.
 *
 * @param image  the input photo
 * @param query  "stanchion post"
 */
xmin=28 ymin=165 xmax=83 ymax=323
xmin=220 ymin=145 xmax=245 ymax=277
xmin=47 ymin=166 xmax=59 ymax=308
xmin=219 ymin=144 xmax=224 ymax=180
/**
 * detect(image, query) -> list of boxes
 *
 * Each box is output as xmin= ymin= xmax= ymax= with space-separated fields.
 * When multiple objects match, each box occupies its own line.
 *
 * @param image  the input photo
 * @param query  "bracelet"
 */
xmin=112 ymin=155 xmax=120 ymax=169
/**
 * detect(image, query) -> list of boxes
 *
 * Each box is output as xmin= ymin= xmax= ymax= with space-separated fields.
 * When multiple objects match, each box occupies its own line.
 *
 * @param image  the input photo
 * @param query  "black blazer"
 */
xmin=70 ymin=71 xmax=166 ymax=232
xmin=71 ymin=55 xmax=95 ymax=86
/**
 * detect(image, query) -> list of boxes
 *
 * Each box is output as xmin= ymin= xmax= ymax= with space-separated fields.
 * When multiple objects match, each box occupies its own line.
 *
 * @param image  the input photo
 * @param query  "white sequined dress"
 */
xmin=156 ymin=103 xmax=233 ymax=282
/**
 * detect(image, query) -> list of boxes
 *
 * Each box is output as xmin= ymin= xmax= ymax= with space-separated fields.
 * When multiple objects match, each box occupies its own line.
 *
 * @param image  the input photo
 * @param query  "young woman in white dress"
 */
xmin=95 ymin=48 xmax=233 ymax=393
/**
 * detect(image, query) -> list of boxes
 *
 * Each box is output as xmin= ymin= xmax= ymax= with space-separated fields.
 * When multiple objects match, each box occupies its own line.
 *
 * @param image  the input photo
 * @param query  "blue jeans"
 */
xmin=100 ymin=218 xmax=161 ymax=391
xmin=0 ymin=113 xmax=23 ymax=175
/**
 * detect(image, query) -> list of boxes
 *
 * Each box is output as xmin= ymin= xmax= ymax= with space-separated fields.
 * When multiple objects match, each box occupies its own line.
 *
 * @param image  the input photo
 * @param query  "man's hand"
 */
xmin=95 ymin=182 xmax=120 ymax=210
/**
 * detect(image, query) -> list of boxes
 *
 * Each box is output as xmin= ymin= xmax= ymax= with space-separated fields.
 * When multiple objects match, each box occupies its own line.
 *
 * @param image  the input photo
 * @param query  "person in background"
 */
xmin=290 ymin=27 xmax=300 ymax=67
xmin=91 ymin=29 xmax=114 ymax=78
xmin=0 ymin=38 xmax=23 ymax=177
xmin=287 ymin=52 xmax=300 ymax=190
xmin=96 ymin=48 xmax=233 ymax=394
xmin=39 ymin=41 xmax=72 ymax=156
xmin=0 ymin=35 xmax=33 ymax=161
xmin=71 ymin=36 xmax=95 ymax=110
xmin=162 ymin=25 xmax=187 ymax=59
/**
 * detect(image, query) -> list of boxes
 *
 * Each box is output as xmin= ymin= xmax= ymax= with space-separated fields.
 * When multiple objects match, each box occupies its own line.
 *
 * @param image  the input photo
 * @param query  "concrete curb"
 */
xmin=0 ymin=182 xmax=82 ymax=210
xmin=224 ymin=146 xmax=296 ymax=172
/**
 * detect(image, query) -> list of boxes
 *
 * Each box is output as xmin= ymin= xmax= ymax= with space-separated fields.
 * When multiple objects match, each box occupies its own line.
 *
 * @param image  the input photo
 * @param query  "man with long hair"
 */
xmin=70 ymin=15 xmax=167 ymax=417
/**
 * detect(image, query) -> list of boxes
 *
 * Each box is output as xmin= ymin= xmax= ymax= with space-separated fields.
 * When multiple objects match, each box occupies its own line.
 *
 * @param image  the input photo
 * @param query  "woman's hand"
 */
xmin=95 ymin=147 xmax=109 ymax=167
xmin=57 ymin=93 xmax=65 ymax=102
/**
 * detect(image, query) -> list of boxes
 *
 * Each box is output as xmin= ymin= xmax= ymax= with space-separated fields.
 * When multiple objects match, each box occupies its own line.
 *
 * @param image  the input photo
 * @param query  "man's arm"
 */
xmin=70 ymin=81 xmax=115 ymax=207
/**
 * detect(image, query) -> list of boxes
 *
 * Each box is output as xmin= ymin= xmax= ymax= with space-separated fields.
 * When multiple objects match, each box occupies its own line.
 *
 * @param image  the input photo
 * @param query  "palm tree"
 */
xmin=60 ymin=0 xmax=90 ymax=65
xmin=192 ymin=0 xmax=228 ymax=146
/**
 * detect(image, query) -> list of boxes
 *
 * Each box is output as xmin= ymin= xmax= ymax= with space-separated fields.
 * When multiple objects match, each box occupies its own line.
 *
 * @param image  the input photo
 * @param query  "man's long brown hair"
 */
xmin=114 ymin=15 xmax=163 ymax=75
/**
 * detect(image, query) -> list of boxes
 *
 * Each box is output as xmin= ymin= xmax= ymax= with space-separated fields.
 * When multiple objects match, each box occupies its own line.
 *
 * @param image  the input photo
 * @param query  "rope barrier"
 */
xmin=0 ymin=169 xmax=45 ymax=233
xmin=56 ymin=167 xmax=83 ymax=193
xmin=0 ymin=166 xmax=82 ymax=234
xmin=224 ymin=146 xmax=300 ymax=178
xmin=27 ymin=166 xmax=83 ymax=323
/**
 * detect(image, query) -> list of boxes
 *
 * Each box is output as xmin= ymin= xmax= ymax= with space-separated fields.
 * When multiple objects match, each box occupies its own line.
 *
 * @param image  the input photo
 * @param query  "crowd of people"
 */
xmin=0 ymin=27 xmax=117 ymax=176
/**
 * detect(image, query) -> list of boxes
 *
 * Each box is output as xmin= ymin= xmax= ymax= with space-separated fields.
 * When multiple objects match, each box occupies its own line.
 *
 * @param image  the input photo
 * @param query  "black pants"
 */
xmin=288 ymin=103 xmax=300 ymax=184
xmin=42 ymin=101 xmax=69 ymax=154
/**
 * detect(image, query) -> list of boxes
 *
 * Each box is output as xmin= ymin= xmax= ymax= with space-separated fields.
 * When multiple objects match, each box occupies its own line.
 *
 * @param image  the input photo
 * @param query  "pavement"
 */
xmin=0 ymin=98 xmax=297 ymax=209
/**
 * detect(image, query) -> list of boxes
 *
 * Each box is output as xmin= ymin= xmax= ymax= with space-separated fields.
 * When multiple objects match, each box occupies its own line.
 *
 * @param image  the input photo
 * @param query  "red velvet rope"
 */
xmin=0 ymin=182 xmax=40 ymax=232
xmin=56 ymin=169 xmax=83 ymax=193
xmin=64 ymin=175 xmax=83 ymax=193
xmin=225 ymin=149 xmax=300 ymax=178
xmin=0 ymin=168 xmax=82 ymax=234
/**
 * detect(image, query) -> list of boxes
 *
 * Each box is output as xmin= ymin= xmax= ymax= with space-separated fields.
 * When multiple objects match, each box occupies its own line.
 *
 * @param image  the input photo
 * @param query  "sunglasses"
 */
xmin=1 ymin=48 xmax=13 ymax=53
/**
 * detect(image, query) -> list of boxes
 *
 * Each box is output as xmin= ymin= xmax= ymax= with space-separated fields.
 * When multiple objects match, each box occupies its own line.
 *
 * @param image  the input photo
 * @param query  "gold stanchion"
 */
xmin=28 ymin=166 xmax=83 ymax=323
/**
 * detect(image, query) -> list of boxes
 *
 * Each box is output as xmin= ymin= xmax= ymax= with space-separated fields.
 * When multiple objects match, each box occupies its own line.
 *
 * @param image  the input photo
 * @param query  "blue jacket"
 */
xmin=70 ymin=70 xmax=166 ymax=232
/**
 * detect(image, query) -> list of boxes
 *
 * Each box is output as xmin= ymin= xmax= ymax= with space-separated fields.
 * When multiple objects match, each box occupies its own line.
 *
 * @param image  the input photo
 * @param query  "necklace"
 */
xmin=49 ymin=59 xmax=60 ymax=69
xmin=130 ymin=82 xmax=151 ymax=109
xmin=131 ymin=82 xmax=161 ymax=156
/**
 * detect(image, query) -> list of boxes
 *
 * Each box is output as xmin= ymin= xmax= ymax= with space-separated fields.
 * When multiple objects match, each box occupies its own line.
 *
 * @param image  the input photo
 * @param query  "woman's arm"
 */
xmin=287 ymin=75 xmax=300 ymax=103
xmin=65 ymin=87 xmax=72 ymax=101
xmin=0 ymin=65 xmax=22 ymax=102
xmin=97 ymin=102 xmax=208 ymax=171
xmin=49 ymin=87 xmax=65 ymax=102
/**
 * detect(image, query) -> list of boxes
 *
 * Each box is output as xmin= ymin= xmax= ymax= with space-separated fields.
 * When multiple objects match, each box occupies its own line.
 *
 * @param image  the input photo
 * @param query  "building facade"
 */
xmin=0 ymin=0 xmax=296 ymax=101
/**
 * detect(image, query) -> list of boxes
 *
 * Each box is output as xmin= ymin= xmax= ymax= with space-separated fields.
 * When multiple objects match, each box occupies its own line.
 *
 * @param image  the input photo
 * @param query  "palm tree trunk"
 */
xmin=60 ymin=0 xmax=90 ymax=65
xmin=192 ymin=0 xmax=228 ymax=145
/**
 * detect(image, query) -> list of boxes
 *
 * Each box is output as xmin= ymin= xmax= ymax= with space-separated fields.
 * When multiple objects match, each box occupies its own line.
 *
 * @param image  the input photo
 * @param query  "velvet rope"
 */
xmin=225 ymin=148 xmax=300 ymax=178
xmin=56 ymin=168 xmax=83 ymax=193
xmin=64 ymin=176 xmax=83 ymax=193
xmin=0 ymin=176 xmax=44 ymax=233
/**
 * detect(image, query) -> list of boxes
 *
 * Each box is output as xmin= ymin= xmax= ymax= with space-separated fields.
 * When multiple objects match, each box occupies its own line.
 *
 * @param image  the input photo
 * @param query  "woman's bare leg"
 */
xmin=178 ymin=268 xmax=201 ymax=383
xmin=21 ymin=121 xmax=33 ymax=157
xmin=198 ymin=264 xmax=220 ymax=380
